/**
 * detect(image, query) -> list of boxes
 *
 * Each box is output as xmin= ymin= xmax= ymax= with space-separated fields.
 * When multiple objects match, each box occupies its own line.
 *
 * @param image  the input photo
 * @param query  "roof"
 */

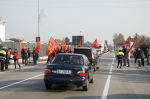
xmin=74 ymin=47 xmax=91 ymax=50
xmin=56 ymin=53 xmax=85 ymax=57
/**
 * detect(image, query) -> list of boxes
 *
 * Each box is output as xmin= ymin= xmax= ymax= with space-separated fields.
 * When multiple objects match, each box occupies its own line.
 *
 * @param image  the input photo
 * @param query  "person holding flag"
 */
xmin=126 ymin=42 xmax=135 ymax=67
xmin=122 ymin=36 xmax=131 ymax=66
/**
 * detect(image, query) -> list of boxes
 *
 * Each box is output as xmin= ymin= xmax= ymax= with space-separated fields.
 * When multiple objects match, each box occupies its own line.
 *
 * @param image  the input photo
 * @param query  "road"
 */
xmin=0 ymin=52 xmax=150 ymax=99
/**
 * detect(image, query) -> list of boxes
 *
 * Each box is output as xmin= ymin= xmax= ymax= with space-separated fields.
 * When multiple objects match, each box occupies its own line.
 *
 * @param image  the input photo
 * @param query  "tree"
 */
xmin=64 ymin=37 xmax=70 ymax=45
xmin=113 ymin=33 xmax=125 ymax=49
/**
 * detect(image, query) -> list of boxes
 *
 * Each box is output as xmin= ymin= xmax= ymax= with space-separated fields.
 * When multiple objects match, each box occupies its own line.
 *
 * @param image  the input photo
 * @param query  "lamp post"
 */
xmin=38 ymin=0 xmax=40 ymax=37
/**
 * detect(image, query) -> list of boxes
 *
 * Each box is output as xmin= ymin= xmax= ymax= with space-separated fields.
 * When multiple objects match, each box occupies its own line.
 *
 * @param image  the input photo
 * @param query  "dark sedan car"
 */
xmin=44 ymin=53 xmax=94 ymax=91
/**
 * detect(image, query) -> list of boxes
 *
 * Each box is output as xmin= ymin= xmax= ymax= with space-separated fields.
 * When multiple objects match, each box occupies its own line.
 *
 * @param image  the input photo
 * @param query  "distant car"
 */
xmin=74 ymin=47 xmax=99 ymax=71
xmin=44 ymin=53 xmax=94 ymax=91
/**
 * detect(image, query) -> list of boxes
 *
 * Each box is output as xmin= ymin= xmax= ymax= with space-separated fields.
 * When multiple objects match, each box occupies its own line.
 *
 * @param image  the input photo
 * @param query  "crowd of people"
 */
xmin=133 ymin=48 xmax=150 ymax=67
xmin=0 ymin=47 xmax=39 ymax=71
xmin=116 ymin=47 xmax=150 ymax=68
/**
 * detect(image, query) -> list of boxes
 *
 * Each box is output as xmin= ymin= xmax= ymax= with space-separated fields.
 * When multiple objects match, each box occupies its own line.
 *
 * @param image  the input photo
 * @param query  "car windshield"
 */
xmin=51 ymin=55 xmax=84 ymax=65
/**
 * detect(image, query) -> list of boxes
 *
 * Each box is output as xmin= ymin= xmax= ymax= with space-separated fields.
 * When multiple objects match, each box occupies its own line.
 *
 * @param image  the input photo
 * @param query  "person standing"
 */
xmin=0 ymin=48 xmax=6 ymax=71
xmin=33 ymin=47 xmax=39 ymax=65
xmin=12 ymin=49 xmax=21 ymax=69
xmin=116 ymin=50 xmax=124 ymax=68
xmin=5 ymin=48 xmax=9 ymax=70
xmin=133 ymin=48 xmax=138 ymax=63
xmin=137 ymin=48 xmax=141 ymax=67
xmin=7 ymin=48 xmax=12 ymax=65
xmin=27 ymin=48 xmax=31 ymax=64
xmin=122 ymin=47 xmax=127 ymax=66
xmin=126 ymin=48 xmax=130 ymax=67
xmin=146 ymin=48 xmax=150 ymax=65
xmin=21 ymin=48 xmax=25 ymax=64
xmin=24 ymin=48 xmax=28 ymax=65
xmin=140 ymin=49 xmax=145 ymax=67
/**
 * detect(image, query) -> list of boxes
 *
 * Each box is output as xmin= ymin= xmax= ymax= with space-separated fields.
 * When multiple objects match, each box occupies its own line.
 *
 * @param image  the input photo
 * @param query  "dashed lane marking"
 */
xmin=101 ymin=56 xmax=115 ymax=99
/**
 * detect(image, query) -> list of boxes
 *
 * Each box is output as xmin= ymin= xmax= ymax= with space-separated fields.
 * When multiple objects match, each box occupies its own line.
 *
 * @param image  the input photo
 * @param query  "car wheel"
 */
xmin=83 ymin=79 xmax=88 ymax=91
xmin=45 ymin=83 xmax=52 ymax=89
xmin=89 ymin=76 xmax=94 ymax=83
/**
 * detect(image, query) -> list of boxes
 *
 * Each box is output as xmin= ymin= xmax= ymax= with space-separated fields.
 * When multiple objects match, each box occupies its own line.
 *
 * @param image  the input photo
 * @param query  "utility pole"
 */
xmin=38 ymin=0 xmax=40 ymax=37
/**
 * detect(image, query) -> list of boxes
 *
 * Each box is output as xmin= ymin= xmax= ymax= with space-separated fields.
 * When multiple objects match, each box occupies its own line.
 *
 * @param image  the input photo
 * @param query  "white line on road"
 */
xmin=0 ymin=74 xmax=44 ymax=90
xmin=101 ymin=58 xmax=115 ymax=99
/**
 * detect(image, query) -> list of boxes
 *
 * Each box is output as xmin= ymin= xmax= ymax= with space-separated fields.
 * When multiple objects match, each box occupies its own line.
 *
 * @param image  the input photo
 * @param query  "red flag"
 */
xmin=126 ymin=42 xmax=135 ymax=58
xmin=18 ymin=39 xmax=23 ymax=51
xmin=77 ymin=39 xmax=81 ymax=47
xmin=122 ymin=36 xmax=131 ymax=47
xmin=67 ymin=45 xmax=70 ymax=51
xmin=54 ymin=40 xmax=59 ymax=52
xmin=91 ymin=38 xmax=99 ymax=48
xmin=46 ymin=37 xmax=55 ymax=56
xmin=61 ymin=38 xmax=67 ymax=51
xmin=35 ymin=37 xmax=42 ymax=53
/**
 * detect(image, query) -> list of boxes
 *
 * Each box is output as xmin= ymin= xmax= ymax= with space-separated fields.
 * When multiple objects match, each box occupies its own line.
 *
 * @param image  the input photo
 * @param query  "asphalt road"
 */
xmin=0 ymin=52 xmax=150 ymax=99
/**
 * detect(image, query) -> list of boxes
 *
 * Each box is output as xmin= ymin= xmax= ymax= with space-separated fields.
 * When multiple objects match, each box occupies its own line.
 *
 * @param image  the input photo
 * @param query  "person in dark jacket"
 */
xmin=137 ymin=48 xmax=141 ymax=67
xmin=146 ymin=48 xmax=150 ymax=65
xmin=122 ymin=47 xmax=127 ymax=66
xmin=12 ymin=49 xmax=21 ymax=69
xmin=0 ymin=48 xmax=6 ymax=71
xmin=133 ymin=48 xmax=138 ymax=63
xmin=33 ymin=47 xmax=39 ymax=65
xmin=27 ymin=48 xmax=31 ymax=64
xmin=140 ymin=49 xmax=145 ymax=67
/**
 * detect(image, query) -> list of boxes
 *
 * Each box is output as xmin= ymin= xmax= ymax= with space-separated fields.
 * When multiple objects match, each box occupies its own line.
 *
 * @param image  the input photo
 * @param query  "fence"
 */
xmin=1 ymin=40 xmax=48 ymax=58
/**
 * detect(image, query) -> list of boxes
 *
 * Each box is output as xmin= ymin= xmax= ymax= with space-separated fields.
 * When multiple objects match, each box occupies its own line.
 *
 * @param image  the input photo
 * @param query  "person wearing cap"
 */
xmin=116 ymin=50 xmax=124 ymax=68
xmin=0 ymin=48 xmax=6 ymax=71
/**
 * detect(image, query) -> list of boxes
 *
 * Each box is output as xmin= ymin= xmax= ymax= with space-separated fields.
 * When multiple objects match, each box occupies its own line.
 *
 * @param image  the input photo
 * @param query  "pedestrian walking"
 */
xmin=116 ymin=50 xmax=124 ymax=68
xmin=33 ymin=47 xmax=39 ymax=65
xmin=12 ymin=49 xmax=21 ymax=69
xmin=137 ymin=48 xmax=141 ymax=67
xmin=141 ymin=49 xmax=145 ymax=67
xmin=0 ymin=48 xmax=6 ymax=71
xmin=133 ymin=48 xmax=138 ymax=63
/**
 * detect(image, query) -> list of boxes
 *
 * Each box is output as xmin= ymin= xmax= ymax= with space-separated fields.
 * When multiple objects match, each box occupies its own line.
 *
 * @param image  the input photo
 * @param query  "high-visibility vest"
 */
xmin=0 ymin=50 xmax=6 ymax=55
xmin=116 ymin=51 xmax=124 ymax=56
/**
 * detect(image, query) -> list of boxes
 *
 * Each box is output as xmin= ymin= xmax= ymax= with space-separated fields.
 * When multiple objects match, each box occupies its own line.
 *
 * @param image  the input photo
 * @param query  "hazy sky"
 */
xmin=0 ymin=0 xmax=150 ymax=44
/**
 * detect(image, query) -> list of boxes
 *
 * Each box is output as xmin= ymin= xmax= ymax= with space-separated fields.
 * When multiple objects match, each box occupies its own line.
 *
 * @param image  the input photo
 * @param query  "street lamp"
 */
xmin=38 ymin=0 xmax=40 ymax=37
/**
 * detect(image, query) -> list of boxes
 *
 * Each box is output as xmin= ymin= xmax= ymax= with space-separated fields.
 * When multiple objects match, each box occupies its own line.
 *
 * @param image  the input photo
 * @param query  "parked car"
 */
xmin=74 ymin=47 xmax=99 ymax=71
xmin=44 ymin=53 xmax=94 ymax=91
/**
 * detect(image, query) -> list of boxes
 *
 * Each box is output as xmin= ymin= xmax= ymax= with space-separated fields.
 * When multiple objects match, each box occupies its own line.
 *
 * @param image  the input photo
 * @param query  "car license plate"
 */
xmin=56 ymin=70 xmax=72 ymax=74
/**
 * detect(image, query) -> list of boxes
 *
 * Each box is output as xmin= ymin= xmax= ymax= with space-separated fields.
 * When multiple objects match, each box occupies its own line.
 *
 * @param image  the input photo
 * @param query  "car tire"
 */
xmin=45 ymin=83 xmax=52 ymax=89
xmin=89 ymin=76 xmax=94 ymax=83
xmin=83 ymin=79 xmax=88 ymax=91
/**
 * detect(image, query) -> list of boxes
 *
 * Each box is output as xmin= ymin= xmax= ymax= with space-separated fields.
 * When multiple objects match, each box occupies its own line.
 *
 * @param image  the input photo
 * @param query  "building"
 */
xmin=0 ymin=24 xmax=5 ymax=42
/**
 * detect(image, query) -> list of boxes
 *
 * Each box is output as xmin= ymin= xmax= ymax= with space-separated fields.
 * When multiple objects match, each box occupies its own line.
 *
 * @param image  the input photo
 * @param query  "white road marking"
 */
xmin=101 ymin=57 xmax=115 ymax=99
xmin=0 ymin=74 xmax=44 ymax=90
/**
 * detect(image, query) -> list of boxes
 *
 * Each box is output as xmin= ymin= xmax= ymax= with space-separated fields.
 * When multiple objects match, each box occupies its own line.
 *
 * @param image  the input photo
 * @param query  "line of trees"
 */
xmin=113 ymin=33 xmax=150 ymax=49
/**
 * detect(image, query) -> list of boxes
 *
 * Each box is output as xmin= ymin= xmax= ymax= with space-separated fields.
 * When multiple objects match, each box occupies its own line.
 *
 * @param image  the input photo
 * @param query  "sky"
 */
xmin=0 ymin=0 xmax=150 ymax=44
